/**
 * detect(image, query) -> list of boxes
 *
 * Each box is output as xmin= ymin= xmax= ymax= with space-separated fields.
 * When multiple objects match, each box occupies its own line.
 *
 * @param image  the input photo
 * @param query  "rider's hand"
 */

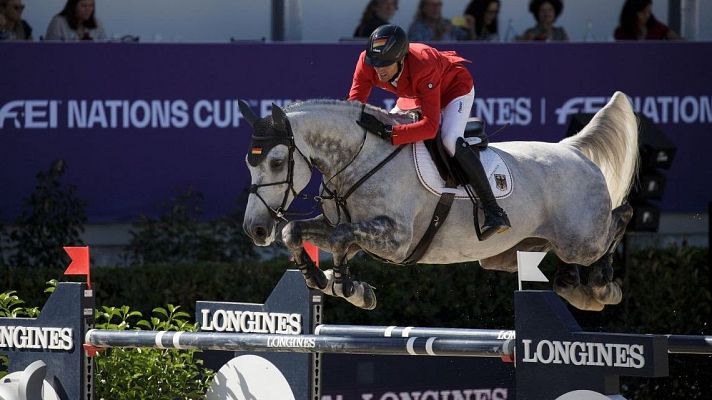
xmin=357 ymin=113 xmax=392 ymax=142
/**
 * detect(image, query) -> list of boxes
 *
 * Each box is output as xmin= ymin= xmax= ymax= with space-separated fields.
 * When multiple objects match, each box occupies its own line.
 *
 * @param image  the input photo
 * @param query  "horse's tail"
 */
xmin=560 ymin=91 xmax=638 ymax=208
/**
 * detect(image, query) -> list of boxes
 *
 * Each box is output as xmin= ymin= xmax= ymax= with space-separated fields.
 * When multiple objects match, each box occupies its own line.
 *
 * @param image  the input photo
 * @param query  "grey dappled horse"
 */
xmin=241 ymin=92 xmax=638 ymax=312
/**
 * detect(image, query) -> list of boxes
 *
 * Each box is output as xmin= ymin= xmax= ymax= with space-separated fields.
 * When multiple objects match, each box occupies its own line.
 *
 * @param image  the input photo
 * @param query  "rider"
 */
xmin=348 ymin=24 xmax=510 ymax=239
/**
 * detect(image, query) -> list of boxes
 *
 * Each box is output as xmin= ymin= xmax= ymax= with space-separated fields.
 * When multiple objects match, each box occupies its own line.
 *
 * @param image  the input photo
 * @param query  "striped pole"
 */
xmin=315 ymin=324 xmax=514 ymax=340
xmin=85 ymin=329 xmax=513 ymax=358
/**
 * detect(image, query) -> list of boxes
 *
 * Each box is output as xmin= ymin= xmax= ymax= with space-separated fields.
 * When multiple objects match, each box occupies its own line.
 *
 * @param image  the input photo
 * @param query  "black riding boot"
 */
xmin=453 ymin=139 xmax=511 ymax=240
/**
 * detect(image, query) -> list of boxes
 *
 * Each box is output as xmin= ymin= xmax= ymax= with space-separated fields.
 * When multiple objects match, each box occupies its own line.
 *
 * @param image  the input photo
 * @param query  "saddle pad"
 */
xmin=413 ymin=141 xmax=513 ymax=199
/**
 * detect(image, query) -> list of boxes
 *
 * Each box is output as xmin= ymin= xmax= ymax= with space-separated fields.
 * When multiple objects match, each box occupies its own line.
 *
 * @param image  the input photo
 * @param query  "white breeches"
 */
xmin=440 ymin=87 xmax=475 ymax=156
xmin=391 ymin=87 xmax=475 ymax=156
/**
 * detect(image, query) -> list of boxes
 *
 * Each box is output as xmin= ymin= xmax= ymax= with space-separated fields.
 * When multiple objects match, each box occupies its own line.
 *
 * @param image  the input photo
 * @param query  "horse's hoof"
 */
xmin=554 ymin=284 xmax=604 ymax=312
xmin=591 ymin=279 xmax=623 ymax=305
xmin=344 ymin=281 xmax=377 ymax=310
xmin=313 ymin=269 xmax=335 ymax=294
xmin=303 ymin=268 xmax=330 ymax=291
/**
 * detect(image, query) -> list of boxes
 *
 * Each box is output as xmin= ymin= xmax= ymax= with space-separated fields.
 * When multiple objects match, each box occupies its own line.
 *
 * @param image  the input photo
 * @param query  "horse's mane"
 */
xmin=283 ymin=99 xmax=411 ymax=125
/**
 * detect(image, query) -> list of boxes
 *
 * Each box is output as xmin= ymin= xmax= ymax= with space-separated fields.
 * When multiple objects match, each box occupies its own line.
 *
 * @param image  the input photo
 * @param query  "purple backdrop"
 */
xmin=1 ymin=42 xmax=711 ymax=223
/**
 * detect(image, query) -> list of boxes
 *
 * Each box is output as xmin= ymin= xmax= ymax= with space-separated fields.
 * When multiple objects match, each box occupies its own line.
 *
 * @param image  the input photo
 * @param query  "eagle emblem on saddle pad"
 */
xmin=412 ymin=142 xmax=514 ymax=199
xmin=495 ymin=174 xmax=507 ymax=191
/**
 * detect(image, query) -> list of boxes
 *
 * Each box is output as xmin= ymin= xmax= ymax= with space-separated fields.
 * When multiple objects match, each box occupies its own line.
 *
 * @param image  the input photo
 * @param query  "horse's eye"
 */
xmin=270 ymin=158 xmax=285 ymax=169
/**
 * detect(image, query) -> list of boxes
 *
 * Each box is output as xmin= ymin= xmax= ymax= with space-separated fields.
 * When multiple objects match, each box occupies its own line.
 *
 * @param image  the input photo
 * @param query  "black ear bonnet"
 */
xmin=247 ymin=116 xmax=293 ymax=167
xmin=239 ymin=99 xmax=294 ymax=167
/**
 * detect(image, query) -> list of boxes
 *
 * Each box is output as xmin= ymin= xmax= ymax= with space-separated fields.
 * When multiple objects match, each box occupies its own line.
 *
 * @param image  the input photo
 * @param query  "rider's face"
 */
xmin=374 ymin=63 xmax=398 ymax=82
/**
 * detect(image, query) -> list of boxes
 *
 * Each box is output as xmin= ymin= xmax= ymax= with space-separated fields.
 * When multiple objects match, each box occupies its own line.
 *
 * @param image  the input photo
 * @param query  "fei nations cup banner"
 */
xmin=1 ymin=42 xmax=711 ymax=222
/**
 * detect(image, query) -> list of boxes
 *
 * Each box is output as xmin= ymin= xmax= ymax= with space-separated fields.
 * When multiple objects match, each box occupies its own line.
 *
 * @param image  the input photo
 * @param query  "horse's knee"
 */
xmin=281 ymin=221 xmax=303 ymax=250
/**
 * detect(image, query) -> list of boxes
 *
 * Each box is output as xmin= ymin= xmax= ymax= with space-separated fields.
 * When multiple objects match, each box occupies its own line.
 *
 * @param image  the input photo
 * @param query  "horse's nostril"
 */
xmin=254 ymin=226 xmax=268 ymax=240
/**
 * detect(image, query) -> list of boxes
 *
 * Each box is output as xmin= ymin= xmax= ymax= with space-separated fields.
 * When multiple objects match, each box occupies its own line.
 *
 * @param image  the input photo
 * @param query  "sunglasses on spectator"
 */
xmin=12 ymin=5 xmax=25 ymax=10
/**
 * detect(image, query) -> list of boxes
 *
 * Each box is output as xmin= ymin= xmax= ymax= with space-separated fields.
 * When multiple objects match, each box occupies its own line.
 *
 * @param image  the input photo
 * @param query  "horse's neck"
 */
xmin=291 ymin=109 xmax=390 ymax=181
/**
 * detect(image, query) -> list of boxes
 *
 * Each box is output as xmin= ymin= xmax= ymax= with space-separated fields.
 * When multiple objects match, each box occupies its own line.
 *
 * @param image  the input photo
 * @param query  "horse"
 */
xmin=239 ymin=92 xmax=638 ymax=312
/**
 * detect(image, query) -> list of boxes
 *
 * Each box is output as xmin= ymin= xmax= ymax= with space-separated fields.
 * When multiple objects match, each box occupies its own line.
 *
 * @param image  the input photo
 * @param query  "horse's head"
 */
xmin=239 ymin=101 xmax=312 ymax=246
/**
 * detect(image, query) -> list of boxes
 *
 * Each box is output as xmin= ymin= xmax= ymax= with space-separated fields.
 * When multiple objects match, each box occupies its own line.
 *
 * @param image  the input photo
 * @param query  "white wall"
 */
xmin=21 ymin=0 xmax=709 ymax=42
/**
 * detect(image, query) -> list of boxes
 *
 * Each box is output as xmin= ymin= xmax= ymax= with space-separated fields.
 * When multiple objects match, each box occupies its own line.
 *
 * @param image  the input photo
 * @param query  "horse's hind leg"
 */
xmin=587 ymin=202 xmax=633 ymax=305
xmin=553 ymin=264 xmax=606 ymax=311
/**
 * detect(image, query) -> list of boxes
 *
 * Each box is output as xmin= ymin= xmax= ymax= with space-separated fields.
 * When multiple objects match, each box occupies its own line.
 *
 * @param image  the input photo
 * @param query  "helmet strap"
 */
xmin=389 ymin=60 xmax=404 ymax=84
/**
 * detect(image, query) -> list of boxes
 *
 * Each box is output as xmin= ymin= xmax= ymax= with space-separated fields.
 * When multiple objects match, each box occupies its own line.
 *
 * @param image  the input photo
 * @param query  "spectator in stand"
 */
xmin=518 ymin=0 xmax=568 ymax=41
xmin=45 ymin=0 xmax=106 ymax=41
xmin=0 ymin=0 xmax=32 ymax=40
xmin=464 ymin=0 xmax=500 ymax=41
xmin=354 ymin=0 xmax=399 ymax=38
xmin=614 ymin=0 xmax=679 ymax=40
xmin=408 ymin=0 xmax=472 ymax=41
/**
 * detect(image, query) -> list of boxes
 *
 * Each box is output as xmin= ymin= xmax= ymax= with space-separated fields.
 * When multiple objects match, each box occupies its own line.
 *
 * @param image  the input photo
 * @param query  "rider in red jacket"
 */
xmin=348 ymin=24 xmax=509 ymax=239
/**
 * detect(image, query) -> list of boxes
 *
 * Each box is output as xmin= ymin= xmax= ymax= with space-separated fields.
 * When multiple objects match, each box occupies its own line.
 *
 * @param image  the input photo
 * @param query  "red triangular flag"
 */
xmin=64 ymin=246 xmax=91 ymax=288
xmin=304 ymin=241 xmax=319 ymax=268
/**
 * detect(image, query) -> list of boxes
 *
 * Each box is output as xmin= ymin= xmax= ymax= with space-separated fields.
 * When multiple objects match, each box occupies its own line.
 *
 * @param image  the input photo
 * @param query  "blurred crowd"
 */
xmin=353 ymin=0 xmax=680 ymax=42
xmin=0 ymin=0 xmax=680 ymax=43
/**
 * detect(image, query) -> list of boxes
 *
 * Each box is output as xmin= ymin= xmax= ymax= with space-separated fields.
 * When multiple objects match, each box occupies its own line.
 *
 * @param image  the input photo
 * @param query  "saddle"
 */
xmin=424 ymin=118 xmax=489 ymax=187
xmin=399 ymin=117 xmax=491 ymax=265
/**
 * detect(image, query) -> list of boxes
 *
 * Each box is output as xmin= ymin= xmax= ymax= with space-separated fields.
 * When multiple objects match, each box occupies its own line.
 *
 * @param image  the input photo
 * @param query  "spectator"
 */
xmin=354 ymin=0 xmax=399 ymax=38
xmin=45 ymin=0 xmax=106 ymax=41
xmin=408 ymin=0 xmax=472 ymax=41
xmin=518 ymin=0 xmax=568 ymax=41
xmin=614 ymin=0 xmax=679 ymax=40
xmin=0 ymin=0 xmax=32 ymax=40
xmin=464 ymin=0 xmax=500 ymax=41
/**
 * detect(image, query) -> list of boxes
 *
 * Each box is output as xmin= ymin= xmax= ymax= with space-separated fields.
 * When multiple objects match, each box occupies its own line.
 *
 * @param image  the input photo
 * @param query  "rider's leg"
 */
xmin=441 ymin=88 xmax=510 ymax=239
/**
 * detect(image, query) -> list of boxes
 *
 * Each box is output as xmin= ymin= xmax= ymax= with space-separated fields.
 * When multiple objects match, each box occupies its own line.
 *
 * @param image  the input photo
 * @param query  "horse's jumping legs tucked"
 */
xmin=282 ymin=216 xmax=334 ymax=291
xmin=586 ymin=202 xmax=633 ymax=305
xmin=553 ymin=203 xmax=633 ymax=311
xmin=325 ymin=216 xmax=407 ymax=310
xmin=284 ymin=215 xmax=406 ymax=310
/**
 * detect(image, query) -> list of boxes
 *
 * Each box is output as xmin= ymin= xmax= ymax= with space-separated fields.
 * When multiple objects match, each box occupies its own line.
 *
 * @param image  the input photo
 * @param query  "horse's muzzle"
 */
xmin=243 ymin=221 xmax=272 ymax=246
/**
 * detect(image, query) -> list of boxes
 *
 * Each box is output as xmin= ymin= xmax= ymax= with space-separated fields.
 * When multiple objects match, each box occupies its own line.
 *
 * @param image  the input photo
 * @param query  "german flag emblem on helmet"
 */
xmin=371 ymin=37 xmax=388 ymax=53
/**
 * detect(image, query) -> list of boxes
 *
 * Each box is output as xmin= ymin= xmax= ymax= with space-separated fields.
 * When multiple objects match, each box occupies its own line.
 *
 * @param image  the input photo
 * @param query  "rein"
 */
xmin=317 ymin=105 xmax=405 ymax=226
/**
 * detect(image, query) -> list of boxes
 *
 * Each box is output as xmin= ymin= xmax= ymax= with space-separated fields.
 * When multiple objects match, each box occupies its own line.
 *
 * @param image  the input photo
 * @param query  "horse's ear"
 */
xmin=239 ymin=99 xmax=258 ymax=127
xmin=272 ymin=103 xmax=288 ymax=132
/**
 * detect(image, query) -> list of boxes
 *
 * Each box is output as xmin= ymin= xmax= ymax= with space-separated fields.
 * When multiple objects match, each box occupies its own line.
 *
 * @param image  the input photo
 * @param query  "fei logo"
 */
xmin=0 ymin=100 xmax=60 ymax=129
xmin=554 ymin=97 xmax=608 ymax=125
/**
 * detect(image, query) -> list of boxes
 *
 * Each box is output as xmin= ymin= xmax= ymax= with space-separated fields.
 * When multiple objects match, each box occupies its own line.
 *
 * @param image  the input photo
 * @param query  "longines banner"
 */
xmin=1 ymin=42 xmax=710 ymax=222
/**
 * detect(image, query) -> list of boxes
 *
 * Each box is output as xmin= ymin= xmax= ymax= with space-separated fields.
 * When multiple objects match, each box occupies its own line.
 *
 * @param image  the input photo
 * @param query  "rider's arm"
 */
xmin=391 ymin=76 xmax=441 ymax=145
xmin=348 ymin=51 xmax=373 ymax=103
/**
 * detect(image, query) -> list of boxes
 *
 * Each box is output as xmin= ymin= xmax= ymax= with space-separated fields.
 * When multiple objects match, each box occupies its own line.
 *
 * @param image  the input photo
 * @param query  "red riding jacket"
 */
xmin=348 ymin=43 xmax=474 ymax=145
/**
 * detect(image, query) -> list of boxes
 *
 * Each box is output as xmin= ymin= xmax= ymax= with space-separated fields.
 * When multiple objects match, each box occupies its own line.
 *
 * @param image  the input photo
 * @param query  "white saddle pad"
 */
xmin=413 ymin=141 xmax=513 ymax=199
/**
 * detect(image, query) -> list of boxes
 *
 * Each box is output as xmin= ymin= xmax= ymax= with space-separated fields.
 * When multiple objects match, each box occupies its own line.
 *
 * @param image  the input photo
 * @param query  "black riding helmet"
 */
xmin=365 ymin=24 xmax=409 ymax=67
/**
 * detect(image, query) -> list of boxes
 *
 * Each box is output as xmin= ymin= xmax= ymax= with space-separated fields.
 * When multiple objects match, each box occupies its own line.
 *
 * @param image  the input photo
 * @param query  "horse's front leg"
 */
xmin=328 ymin=216 xmax=407 ymax=310
xmin=282 ymin=215 xmax=335 ymax=292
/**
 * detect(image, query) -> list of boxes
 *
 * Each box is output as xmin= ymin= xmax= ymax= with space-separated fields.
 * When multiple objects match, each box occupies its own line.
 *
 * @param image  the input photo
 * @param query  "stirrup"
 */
xmin=479 ymin=208 xmax=511 ymax=240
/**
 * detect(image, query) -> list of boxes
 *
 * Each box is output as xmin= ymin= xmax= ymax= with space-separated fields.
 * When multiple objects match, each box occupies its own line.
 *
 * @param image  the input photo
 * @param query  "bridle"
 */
xmin=247 ymin=119 xmax=313 ymax=223
xmin=248 ymin=105 xmax=404 ymax=226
